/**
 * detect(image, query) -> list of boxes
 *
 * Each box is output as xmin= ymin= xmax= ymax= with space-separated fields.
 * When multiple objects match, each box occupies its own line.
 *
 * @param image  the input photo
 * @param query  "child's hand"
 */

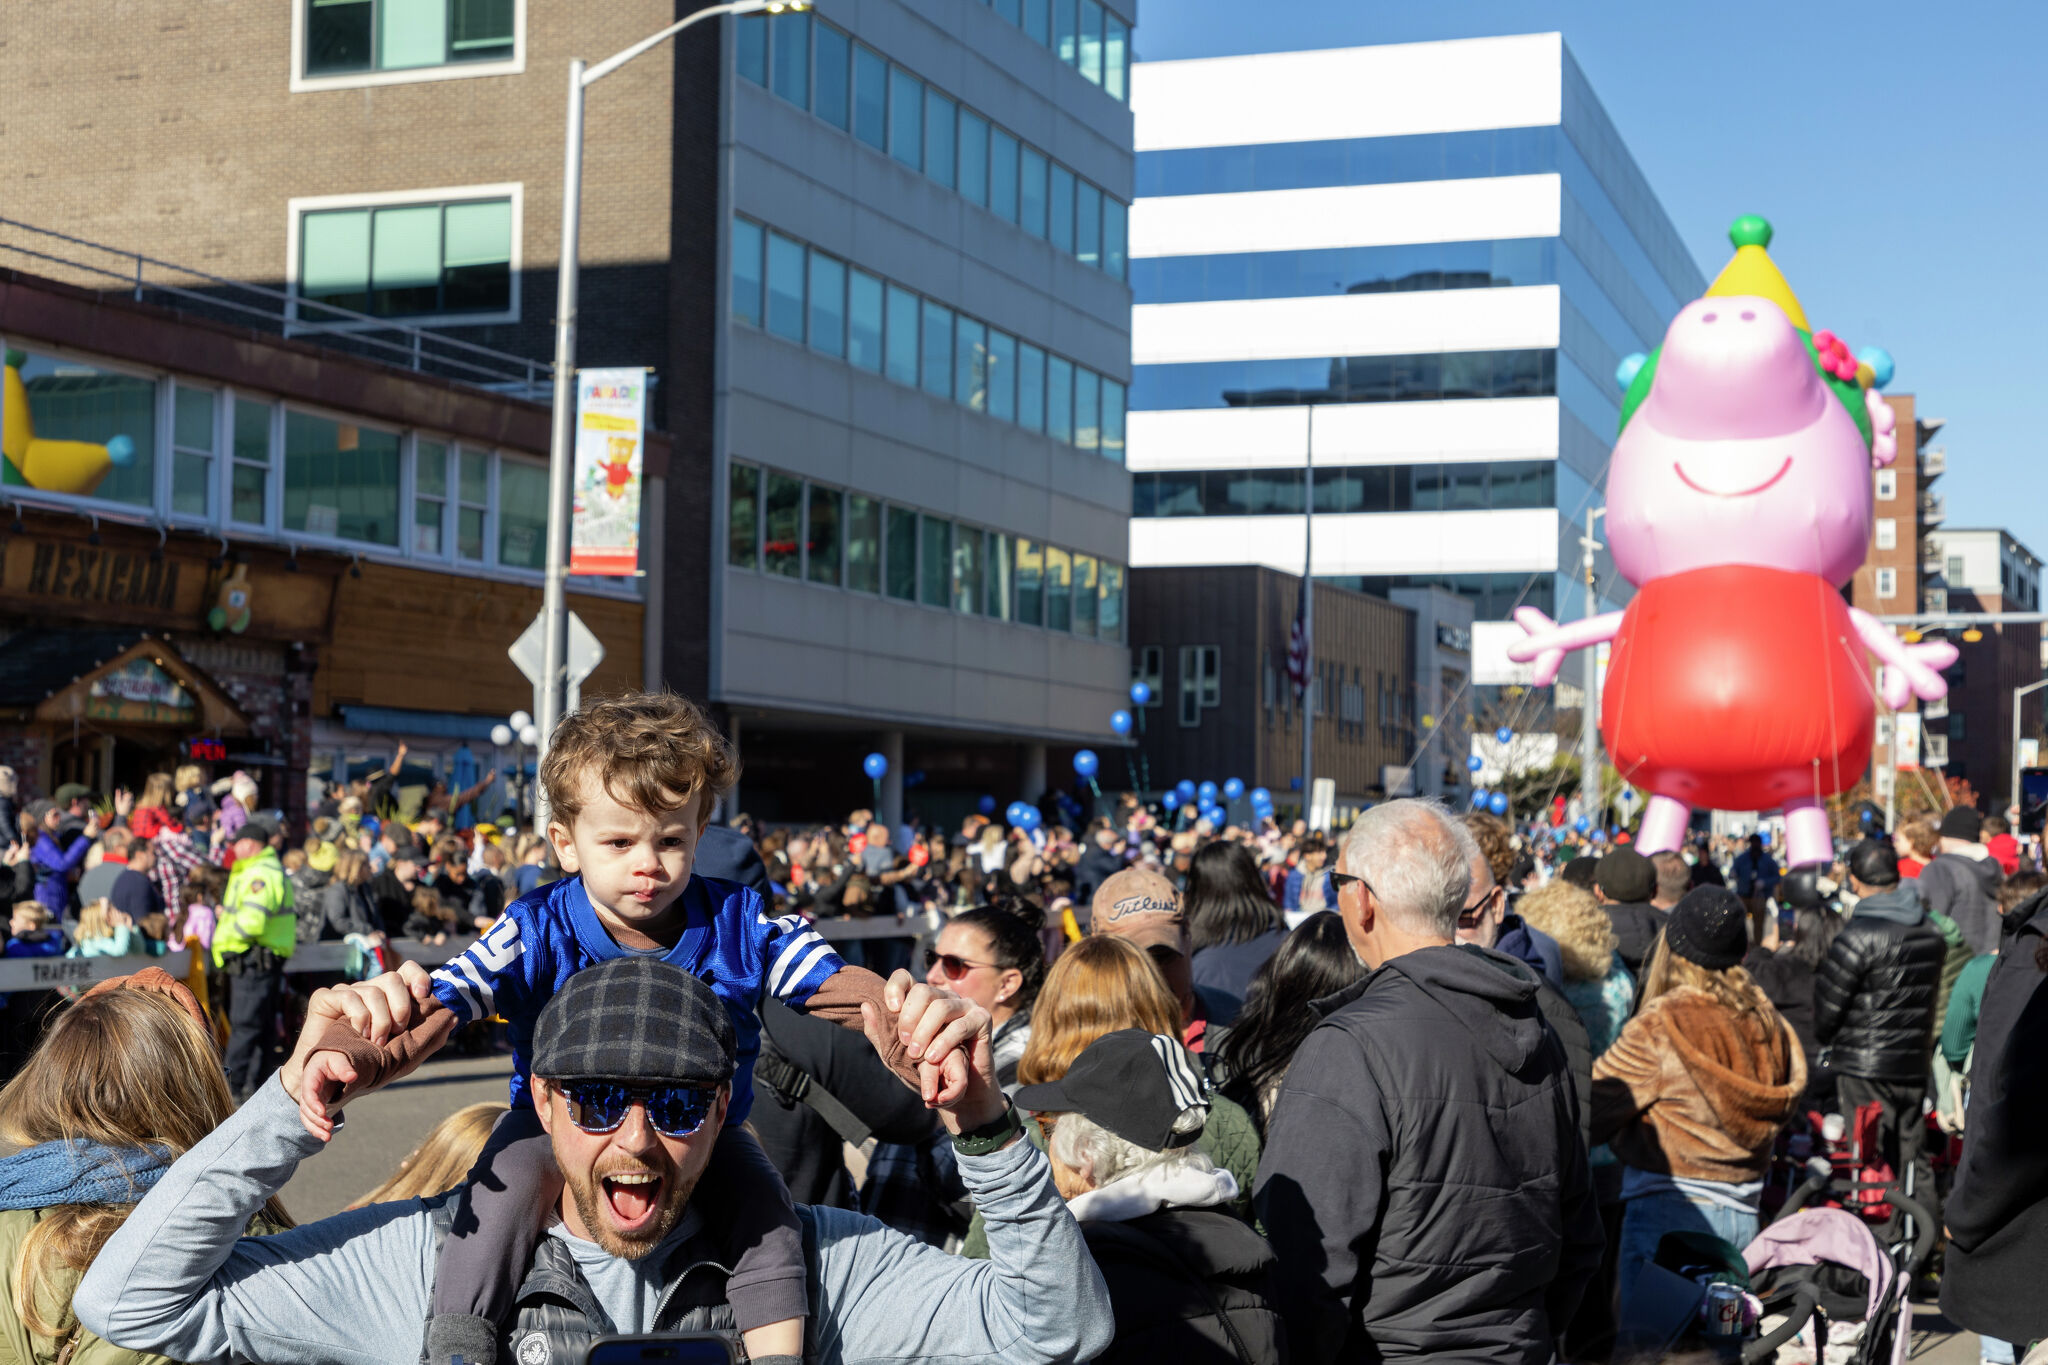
xmin=296 ymin=1049 xmax=357 ymax=1140
xmin=865 ymin=970 xmax=986 ymax=1107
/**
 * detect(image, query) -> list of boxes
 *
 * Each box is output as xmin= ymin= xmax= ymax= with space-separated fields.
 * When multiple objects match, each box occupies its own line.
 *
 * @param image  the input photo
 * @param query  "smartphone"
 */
xmin=583 ymin=1334 xmax=737 ymax=1365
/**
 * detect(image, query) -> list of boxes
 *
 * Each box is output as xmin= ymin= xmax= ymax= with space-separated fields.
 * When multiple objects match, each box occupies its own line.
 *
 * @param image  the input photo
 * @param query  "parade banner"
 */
xmin=570 ymin=367 xmax=648 ymax=576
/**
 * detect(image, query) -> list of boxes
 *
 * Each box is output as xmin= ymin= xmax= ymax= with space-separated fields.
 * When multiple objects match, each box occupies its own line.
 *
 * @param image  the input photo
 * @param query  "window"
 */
xmin=769 ymin=10 xmax=809 ymax=108
xmin=1077 ymin=0 xmax=1104 ymax=84
xmin=989 ymin=130 xmax=1020 ymax=223
xmin=1134 ymin=645 xmax=1163 ymax=703
xmin=283 ymin=410 xmax=401 ymax=545
xmin=808 ymin=251 xmax=846 ymax=357
xmin=1015 ymin=539 xmax=1044 ymax=625
xmin=1054 ymin=0 xmax=1078 ymax=64
xmin=1104 ymin=13 xmax=1128 ymax=99
xmin=987 ymin=331 xmax=1017 ymax=421
xmin=1046 ymin=356 xmax=1074 ymax=444
xmin=847 ymin=494 xmax=880 ymax=592
xmin=1071 ymin=553 xmax=1097 ymax=637
xmin=171 ymin=386 xmax=216 ymax=518
xmin=736 ymin=13 xmax=766 ymax=86
xmin=1098 ymin=562 xmax=1124 ymax=642
xmin=813 ymin=22 xmax=850 ymax=129
xmin=848 ymin=269 xmax=884 ymax=371
xmin=956 ymin=317 xmax=987 ymax=412
xmin=1875 ymin=566 xmax=1897 ymax=599
xmin=1875 ymin=468 xmax=1896 ymax=501
xmin=1075 ymin=180 xmax=1101 ymax=268
xmin=920 ymin=301 xmax=953 ymax=399
xmin=986 ymin=532 xmax=1013 ymax=620
xmin=886 ymin=505 xmax=918 ymax=601
xmin=7 ymin=351 xmax=157 ymax=509
xmin=953 ymin=525 xmax=983 ymax=613
xmin=1073 ymin=369 xmax=1099 ymax=453
xmin=1049 ymin=164 xmax=1075 ymax=254
xmin=1950 ymin=713 xmax=1966 ymax=743
xmin=884 ymin=284 xmax=919 ymax=386
xmin=302 ymin=0 xmax=516 ymax=81
xmin=1101 ymin=379 xmax=1125 ymax=461
xmin=925 ymin=89 xmax=956 ymax=189
xmin=1947 ymin=555 xmax=1965 ymax=582
xmin=414 ymin=438 xmax=448 ymax=554
xmin=920 ymin=516 xmax=952 ymax=606
xmin=1019 ymin=148 xmax=1048 ymax=237
xmin=1179 ymin=645 xmax=1220 ymax=726
xmin=728 ymin=463 xmax=759 ymax=568
xmin=1023 ymin=0 xmax=1050 ymax=44
xmin=1103 ymin=198 xmax=1127 ymax=279
xmin=731 ymin=218 xmax=764 ymax=326
xmin=232 ymin=398 xmax=271 ymax=526
xmin=852 ymin=45 xmax=887 ymax=150
xmin=497 ymin=458 xmax=545 ymax=568
xmin=456 ymin=448 xmax=488 ymax=560
xmin=1044 ymin=545 xmax=1072 ymax=631
xmin=1016 ymin=342 xmax=1046 ymax=432
xmin=298 ymin=194 xmax=513 ymax=320
xmin=806 ymin=483 xmax=842 ymax=585
xmin=1875 ymin=518 xmax=1897 ymax=551
xmin=763 ymin=472 xmax=802 ymax=577
xmin=958 ymin=110 xmax=989 ymax=207
xmin=765 ymin=231 xmax=806 ymax=341
xmin=888 ymin=67 xmax=922 ymax=169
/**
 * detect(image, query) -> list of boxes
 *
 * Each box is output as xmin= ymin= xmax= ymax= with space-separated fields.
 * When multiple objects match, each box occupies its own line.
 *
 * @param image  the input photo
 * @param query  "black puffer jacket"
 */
xmin=1813 ymin=883 xmax=1945 ymax=1082
xmin=1082 ymin=1205 xmax=1286 ymax=1365
xmin=1603 ymin=900 xmax=1669 ymax=978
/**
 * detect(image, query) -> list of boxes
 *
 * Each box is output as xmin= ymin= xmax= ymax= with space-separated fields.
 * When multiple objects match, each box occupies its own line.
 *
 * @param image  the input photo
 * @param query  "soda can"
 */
xmin=1702 ymin=1283 xmax=1744 ymax=1336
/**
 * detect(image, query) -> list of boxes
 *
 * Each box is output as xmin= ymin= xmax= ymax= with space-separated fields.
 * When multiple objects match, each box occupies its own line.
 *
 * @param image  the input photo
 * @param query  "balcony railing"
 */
xmin=1919 ymin=491 xmax=1947 ymax=526
xmin=0 ymin=216 xmax=549 ymax=397
xmin=1919 ymin=446 xmax=1947 ymax=479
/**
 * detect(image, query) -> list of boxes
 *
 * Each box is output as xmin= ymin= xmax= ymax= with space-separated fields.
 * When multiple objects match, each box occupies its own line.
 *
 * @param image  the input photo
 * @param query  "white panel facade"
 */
xmin=1129 ymin=508 xmax=1561 ymax=576
xmin=1133 ymin=285 xmax=1560 ymax=365
xmin=1128 ymin=397 xmax=1560 ymax=470
xmin=1130 ymin=174 xmax=1562 ymax=260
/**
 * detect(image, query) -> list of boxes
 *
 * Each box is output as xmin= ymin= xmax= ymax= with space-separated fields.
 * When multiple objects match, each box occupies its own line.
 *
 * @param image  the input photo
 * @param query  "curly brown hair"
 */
xmin=1462 ymin=812 xmax=1515 ymax=886
xmin=540 ymin=691 xmax=740 ymax=828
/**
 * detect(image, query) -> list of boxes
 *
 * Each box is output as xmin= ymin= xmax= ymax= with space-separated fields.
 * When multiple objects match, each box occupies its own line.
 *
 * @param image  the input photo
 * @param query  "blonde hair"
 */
xmin=1640 ymin=930 xmax=1768 ymax=1020
xmin=0 ymin=766 xmax=15 ymax=799
xmin=541 ymin=692 xmax=738 ymax=828
xmin=1516 ymin=881 xmax=1618 ymax=983
xmin=1900 ymin=818 xmax=1939 ymax=859
xmin=172 ymin=764 xmax=205 ymax=795
xmin=12 ymin=901 xmax=50 ymax=930
xmin=351 ymin=1102 xmax=507 ymax=1208
xmin=1016 ymin=935 xmax=1182 ymax=1086
xmin=74 ymin=899 xmax=116 ymax=944
xmin=136 ymin=772 xmax=175 ymax=811
xmin=1 ymin=990 xmax=291 ymax=1338
xmin=333 ymin=847 xmax=371 ymax=887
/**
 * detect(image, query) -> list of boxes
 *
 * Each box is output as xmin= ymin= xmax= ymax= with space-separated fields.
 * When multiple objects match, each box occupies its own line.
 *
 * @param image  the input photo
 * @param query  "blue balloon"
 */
xmin=1574 ymin=815 xmax=1591 ymax=833
xmin=1162 ymin=790 xmax=1181 ymax=810
xmin=1109 ymin=709 xmax=1133 ymax=736
xmin=862 ymin=752 xmax=888 ymax=780
xmin=977 ymin=794 xmax=997 ymax=815
xmin=1129 ymin=681 xmax=1152 ymax=706
xmin=105 ymin=434 xmax=136 ymax=467
xmin=1176 ymin=779 xmax=1196 ymax=801
xmin=1471 ymin=788 xmax=1489 ymax=806
xmin=1198 ymin=780 xmax=1219 ymax=805
xmin=1615 ymin=352 xmax=1647 ymax=390
xmin=1223 ymin=777 xmax=1245 ymax=800
xmin=1201 ymin=805 xmax=1225 ymax=825
xmin=1857 ymin=345 xmax=1895 ymax=389
xmin=1495 ymin=727 xmax=1513 ymax=745
xmin=1073 ymin=749 xmax=1099 ymax=779
xmin=1489 ymin=793 xmax=1509 ymax=816
xmin=1467 ymin=754 xmax=1484 ymax=772
xmin=1018 ymin=806 xmax=1042 ymax=831
xmin=1249 ymin=787 xmax=1272 ymax=808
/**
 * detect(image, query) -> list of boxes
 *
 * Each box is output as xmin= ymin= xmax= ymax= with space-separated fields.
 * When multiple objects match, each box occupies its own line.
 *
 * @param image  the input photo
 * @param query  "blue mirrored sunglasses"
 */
xmin=561 ymin=1081 xmax=717 ymax=1139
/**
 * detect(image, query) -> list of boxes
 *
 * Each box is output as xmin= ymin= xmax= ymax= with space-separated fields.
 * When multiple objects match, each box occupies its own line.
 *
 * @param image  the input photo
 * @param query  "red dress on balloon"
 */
xmin=1600 ymin=564 xmax=1875 ymax=812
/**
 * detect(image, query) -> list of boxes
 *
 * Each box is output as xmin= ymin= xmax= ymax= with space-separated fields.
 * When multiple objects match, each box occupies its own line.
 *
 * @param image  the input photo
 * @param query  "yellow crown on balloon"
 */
xmin=1705 ymin=215 xmax=1811 ymax=333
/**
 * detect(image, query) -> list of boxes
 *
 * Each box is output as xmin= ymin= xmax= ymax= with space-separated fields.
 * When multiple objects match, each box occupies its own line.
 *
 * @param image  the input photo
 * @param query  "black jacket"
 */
xmin=1534 ymin=974 xmax=1594 ymax=1151
xmin=1255 ymin=944 xmax=1603 ymax=1365
xmin=318 ymin=879 xmax=381 ymax=940
xmin=1743 ymin=947 xmax=1819 ymax=1062
xmin=1941 ymin=890 xmax=2048 ymax=1344
xmin=1074 ymin=842 xmax=1126 ymax=921
xmin=1082 ymin=1205 xmax=1287 ymax=1365
xmin=368 ymin=868 xmax=416 ymax=938
xmin=1813 ymin=884 xmax=1946 ymax=1083
xmin=750 ymin=997 xmax=936 ymax=1209
xmin=1603 ymin=901 xmax=1669 ymax=978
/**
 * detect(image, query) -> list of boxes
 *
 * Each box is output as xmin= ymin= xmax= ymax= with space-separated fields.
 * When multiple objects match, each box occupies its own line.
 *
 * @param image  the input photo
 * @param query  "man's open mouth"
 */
xmin=602 ymin=1171 xmax=664 ymax=1229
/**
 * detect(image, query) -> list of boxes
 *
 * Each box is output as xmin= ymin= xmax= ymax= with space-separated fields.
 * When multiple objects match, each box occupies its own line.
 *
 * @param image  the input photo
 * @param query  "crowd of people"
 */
xmin=0 ymin=701 xmax=2044 ymax=1365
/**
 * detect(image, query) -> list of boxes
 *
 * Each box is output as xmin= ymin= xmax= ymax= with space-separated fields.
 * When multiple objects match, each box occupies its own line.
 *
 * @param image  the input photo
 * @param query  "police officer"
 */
xmin=214 ymin=813 xmax=295 ymax=1100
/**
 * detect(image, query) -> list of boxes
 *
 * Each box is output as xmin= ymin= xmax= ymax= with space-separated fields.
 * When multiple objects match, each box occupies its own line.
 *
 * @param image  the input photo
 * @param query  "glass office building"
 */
xmin=1127 ymin=33 xmax=1702 ymax=623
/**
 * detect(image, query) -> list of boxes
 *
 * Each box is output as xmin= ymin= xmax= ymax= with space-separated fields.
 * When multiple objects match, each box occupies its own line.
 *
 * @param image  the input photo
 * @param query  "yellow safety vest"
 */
xmin=212 ymin=848 xmax=296 ymax=967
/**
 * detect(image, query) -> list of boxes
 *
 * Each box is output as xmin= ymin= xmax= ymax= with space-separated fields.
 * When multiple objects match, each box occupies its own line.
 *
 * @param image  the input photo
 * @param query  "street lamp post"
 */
xmin=2010 ymin=678 xmax=2048 ymax=828
xmin=537 ymin=0 xmax=805 ymax=789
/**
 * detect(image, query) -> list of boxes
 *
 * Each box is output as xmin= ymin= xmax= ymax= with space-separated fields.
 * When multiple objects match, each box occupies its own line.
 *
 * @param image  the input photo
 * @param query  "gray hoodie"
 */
xmin=1917 ymin=850 xmax=2002 ymax=954
xmin=76 ymin=1080 xmax=1112 ymax=1365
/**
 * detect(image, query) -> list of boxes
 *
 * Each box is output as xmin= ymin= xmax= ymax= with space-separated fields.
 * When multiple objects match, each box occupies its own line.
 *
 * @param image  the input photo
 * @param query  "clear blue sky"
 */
xmin=1137 ymin=0 xmax=2048 ymax=560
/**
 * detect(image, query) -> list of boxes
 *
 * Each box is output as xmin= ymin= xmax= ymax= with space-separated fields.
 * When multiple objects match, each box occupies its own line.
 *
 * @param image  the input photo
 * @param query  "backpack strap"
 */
xmin=757 ymin=1030 xmax=873 ymax=1148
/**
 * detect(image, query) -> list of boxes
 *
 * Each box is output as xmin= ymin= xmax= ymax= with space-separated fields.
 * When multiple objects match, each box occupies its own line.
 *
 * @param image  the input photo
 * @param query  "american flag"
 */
xmin=1286 ymin=577 xmax=1310 ymax=697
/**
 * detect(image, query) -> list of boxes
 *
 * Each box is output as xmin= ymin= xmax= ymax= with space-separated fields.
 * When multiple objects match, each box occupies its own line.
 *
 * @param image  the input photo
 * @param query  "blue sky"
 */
xmin=1137 ymin=0 xmax=2048 ymax=562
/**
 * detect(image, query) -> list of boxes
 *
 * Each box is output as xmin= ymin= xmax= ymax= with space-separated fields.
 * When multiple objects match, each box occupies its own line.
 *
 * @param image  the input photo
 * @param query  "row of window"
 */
xmin=1131 ymin=461 xmax=1560 ymax=519
xmin=970 ymin=0 xmax=1130 ymax=100
xmin=1130 ymin=348 xmax=1556 ymax=412
xmin=731 ymin=217 xmax=1127 ymax=459
xmin=727 ymin=461 xmax=1125 ymax=641
xmin=1137 ymin=125 xmax=1558 ymax=200
xmin=1131 ymin=238 xmax=1555 ymax=307
xmin=304 ymin=0 xmax=514 ymax=78
xmin=1327 ymin=573 xmax=1557 ymax=622
xmin=736 ymin=12 xmax=1128 ymax=279
xmin=300 ymin=194 xmax=513 ymax=321
xmin=4 ymin=346 xmax=550 ymax=571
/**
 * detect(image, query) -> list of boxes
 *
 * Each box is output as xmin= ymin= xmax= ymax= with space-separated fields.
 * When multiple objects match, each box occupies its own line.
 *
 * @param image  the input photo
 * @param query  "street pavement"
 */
xmin=275 ymin=1050 xmax=514 ymax=1221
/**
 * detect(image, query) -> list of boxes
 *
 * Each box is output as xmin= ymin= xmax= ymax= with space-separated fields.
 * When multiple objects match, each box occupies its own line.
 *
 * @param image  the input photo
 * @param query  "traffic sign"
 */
xmin=509 ymin=610 xmax=605 ymax=719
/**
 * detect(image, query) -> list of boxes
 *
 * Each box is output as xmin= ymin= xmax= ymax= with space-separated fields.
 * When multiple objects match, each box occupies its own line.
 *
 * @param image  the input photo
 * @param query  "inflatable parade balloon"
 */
xmin=1509 ymin=217 xmax=1954 ymax=869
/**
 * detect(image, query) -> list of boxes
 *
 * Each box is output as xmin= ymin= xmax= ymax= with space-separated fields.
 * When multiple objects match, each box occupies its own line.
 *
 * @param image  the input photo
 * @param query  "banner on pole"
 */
xmin=570 ymin=367 xmax=648 ymax=576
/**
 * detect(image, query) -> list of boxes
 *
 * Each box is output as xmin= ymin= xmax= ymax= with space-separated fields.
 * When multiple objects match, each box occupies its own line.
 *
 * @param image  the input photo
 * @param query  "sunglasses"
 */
xmin=1457 ymin=884 xmax=1503 ymax=930
xmin=924 ymin=948 xmax=998 ymax=978
xmin=1328 ymin=871 xmax=1368 ymax=899
xmin=559 ymin=1081 xmax=717 ymax=1139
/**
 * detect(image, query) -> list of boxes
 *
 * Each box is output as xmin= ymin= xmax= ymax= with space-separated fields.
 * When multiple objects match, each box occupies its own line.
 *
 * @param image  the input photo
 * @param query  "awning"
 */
xmin=4 ymin=630 xmax=250 ymax=733
xmin=337 ymin=704 xmax=502 ymax=742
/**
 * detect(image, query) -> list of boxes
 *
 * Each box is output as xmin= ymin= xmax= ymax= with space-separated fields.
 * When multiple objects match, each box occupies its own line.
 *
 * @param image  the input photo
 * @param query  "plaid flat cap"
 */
xmin=532 ymin=957 xmax=735 ymax=1087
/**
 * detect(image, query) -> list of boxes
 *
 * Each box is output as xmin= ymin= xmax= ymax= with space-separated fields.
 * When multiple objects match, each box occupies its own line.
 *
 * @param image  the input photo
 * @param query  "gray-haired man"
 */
xmin=1254 ymin=799 xmax=1602 ymax=1365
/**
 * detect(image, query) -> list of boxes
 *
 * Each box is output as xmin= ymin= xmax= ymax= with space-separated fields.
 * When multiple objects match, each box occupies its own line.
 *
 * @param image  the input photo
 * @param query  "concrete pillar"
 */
xmin=1021 ymin=742 xmax=1048 ymax=802
xmin=879 ymin=729 xmax=905 ymax=835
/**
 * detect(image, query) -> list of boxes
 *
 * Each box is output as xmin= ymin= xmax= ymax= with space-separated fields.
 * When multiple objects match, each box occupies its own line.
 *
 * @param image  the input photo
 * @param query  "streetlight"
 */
xmin=2011 ymin=678 xmax=2048 ymax=830
xmin=537 ymin=0 xmax=808 ymax=797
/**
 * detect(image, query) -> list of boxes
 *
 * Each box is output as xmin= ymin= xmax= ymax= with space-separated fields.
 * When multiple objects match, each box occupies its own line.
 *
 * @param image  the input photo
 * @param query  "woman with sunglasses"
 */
xmin=925 ymin=900 xmax=1049 ymax=1093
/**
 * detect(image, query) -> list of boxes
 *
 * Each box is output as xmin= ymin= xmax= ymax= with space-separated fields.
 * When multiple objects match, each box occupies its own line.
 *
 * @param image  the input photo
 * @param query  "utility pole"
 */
xmin=1579 ymin=507 xmax=1605 ymax=826
xmin=1301 ymin=406 xmax=1315 ymax=824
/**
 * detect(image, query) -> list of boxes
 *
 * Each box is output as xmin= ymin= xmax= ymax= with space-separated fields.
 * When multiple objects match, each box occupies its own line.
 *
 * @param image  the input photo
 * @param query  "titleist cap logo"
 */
xmin=1105 ymin=893 xmax=1179 ymax=922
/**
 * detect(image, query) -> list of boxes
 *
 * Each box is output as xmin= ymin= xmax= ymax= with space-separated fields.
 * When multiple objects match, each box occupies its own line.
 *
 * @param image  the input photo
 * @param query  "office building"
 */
xmin=1920 ymin=527 xmax=2043 ymax=808
xmin=1125 ymin=33 xmax=1703 ymax=630
xmin=2 ymin=0 xmax=1137 ymax=825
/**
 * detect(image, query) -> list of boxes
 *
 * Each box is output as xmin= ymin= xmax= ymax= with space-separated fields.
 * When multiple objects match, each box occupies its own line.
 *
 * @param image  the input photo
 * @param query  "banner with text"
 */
xmin=570 ymin=367 xmax=648 ymax=576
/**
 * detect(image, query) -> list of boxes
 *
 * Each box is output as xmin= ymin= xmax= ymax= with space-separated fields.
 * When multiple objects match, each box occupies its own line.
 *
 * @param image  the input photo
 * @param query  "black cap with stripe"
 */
xmin=1013 ymin=1028 xmax=1209 ymax=1151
